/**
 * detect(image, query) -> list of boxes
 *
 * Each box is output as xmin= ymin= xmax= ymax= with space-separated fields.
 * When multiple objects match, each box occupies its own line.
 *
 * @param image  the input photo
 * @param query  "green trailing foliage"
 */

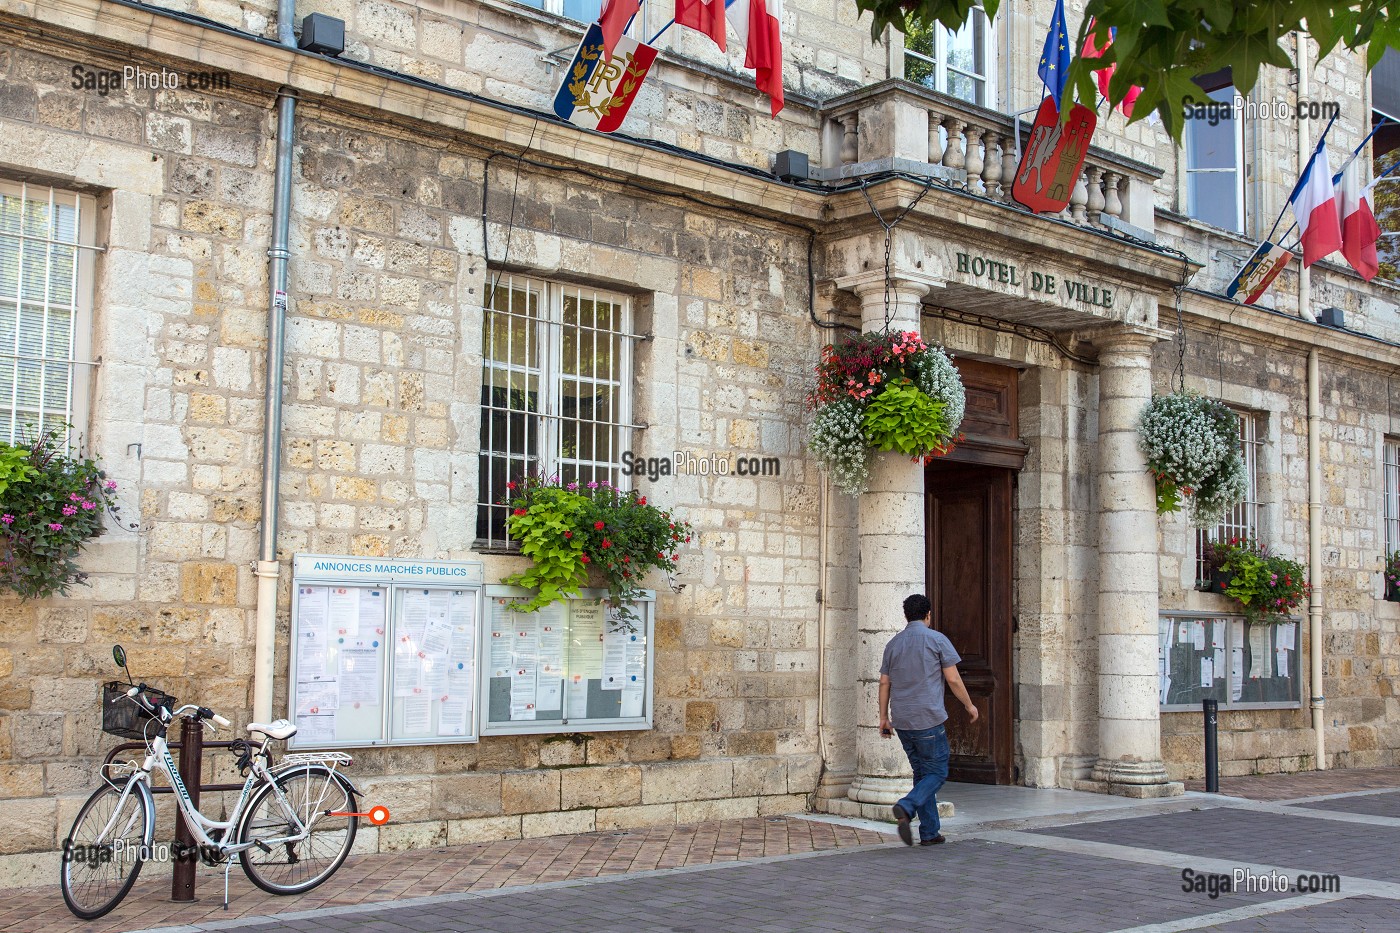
xmin=502 ymin=476 xmax=692 ymax=623
xmin=0 ymin=428 xmax=124 ymax=600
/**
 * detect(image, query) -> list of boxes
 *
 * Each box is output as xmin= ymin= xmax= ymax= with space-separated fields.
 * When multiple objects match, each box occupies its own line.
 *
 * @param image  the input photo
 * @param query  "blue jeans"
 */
xmin=895 ymin=723 xmax=950 ymax=841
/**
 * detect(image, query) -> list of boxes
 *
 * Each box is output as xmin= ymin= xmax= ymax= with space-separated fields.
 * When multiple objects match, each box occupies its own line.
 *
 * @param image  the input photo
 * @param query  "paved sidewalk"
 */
xmin=12 ymin=767 xmax=1400 ymax=933
xmin=0 ymin=817 xmax=883 ymax=933
xmin=1182 ymin=766 xmax=1400 ymax=801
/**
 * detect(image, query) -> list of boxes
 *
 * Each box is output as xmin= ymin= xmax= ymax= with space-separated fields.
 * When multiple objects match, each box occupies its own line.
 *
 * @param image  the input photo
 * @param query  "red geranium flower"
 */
xmin=594 ymin=521 xmax=605 ymax=530
xmin=580 ymin=554 xmax=591 ymax=564
xmin=602 ymin=539 xmax=612 ymax=549
xmin=564 ymin=531 xmax=572 ymax=539
xmin=513 ymin=508 xmax=527 ymax=516
xmin=638 ymin=496 xmax=647 ymax=505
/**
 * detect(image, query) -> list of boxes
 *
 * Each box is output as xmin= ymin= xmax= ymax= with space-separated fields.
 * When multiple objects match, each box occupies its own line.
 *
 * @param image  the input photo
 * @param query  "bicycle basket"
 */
xmin=102 ymin=681 xmax=176 ymax=739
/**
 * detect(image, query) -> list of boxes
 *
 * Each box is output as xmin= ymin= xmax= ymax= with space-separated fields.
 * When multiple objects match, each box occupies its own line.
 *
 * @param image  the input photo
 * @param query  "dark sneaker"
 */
xmin=891 ymin=804 xmax=913 ymax=846
xmin=920 ymin=835 xmax=946 ymax=846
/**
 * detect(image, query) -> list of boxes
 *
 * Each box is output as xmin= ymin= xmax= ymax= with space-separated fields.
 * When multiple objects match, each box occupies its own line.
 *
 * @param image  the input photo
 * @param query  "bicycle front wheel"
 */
xmin=60 ymin=781 xmax=155 ymax=920
xmin=237 ymin=765 xmax=358 ymax=895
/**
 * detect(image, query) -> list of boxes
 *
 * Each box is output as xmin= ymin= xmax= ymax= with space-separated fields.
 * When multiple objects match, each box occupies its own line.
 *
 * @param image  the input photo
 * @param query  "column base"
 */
xmin=1079 ymin=758 xmax=1183 ymax=798
xmin=814 ymin=769 xmax=855 ymax=801
xmin=847 ymin=774 xmax=909 ymax=805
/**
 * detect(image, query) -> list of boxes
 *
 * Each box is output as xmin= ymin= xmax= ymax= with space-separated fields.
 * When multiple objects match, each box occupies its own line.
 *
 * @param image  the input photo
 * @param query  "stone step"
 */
xmin=814 ymin=798 xmax=954 ymax=821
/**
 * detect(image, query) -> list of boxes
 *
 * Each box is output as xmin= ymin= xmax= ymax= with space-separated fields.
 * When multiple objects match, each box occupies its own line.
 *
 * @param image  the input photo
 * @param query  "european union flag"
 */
xmin=1038 ymin=0 xmax=1070 ymax=111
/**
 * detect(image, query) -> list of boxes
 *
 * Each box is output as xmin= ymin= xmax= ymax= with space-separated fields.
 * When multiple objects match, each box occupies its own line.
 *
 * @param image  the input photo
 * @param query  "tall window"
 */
xmin=477 ymin=275 xmax=634 ymax=547
xmin=0 ymin=181 xmax=95 ymax=443
xmin=1197 ymin=410 xmax=1262 ymax=583
xmin=904 ymin=7 xmax=991 ymax=107
xmin=1184 ymin=82 xmax=1245 ymax=233
xmin=1385 ymin=438 xmax=1400 ymax=559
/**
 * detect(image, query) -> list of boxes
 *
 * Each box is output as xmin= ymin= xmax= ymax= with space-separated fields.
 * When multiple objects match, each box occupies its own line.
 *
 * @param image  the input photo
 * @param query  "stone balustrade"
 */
xmin=819 ymin=80 xmax=1162 ymax=237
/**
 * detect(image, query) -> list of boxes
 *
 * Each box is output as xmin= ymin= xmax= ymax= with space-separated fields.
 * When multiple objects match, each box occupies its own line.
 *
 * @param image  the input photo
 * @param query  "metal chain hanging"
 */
xmin=860 ymin=179 xmax=935 ymax=333
xmin=1172 ymin=253 xmax=1189 ymax=395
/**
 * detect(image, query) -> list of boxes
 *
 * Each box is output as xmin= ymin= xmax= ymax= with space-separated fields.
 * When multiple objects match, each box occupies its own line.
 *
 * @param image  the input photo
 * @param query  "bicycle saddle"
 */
xmin=247 ymin=719 xmax=298 ymax=740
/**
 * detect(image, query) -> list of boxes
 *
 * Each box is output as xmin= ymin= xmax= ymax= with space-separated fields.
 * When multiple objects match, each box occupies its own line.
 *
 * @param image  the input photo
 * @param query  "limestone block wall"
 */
xmin=124 ymin=0 xmax=889 ymax=172
xmin=1153 ymin=316 xmax=1400 ymax=778
xmin=0 ymin=36 xmax=834 ymax=874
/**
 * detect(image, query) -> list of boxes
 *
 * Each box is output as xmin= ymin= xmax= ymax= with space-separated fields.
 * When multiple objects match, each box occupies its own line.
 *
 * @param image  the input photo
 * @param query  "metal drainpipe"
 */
xmin=253 ymin=2 xmax=298 ymax=723
xmin=1308 ymin=348 xmax=1325 ymax=769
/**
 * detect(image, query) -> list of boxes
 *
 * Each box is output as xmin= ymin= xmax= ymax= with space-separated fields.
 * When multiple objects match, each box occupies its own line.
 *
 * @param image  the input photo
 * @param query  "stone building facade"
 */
xmin=0 ymin=0 xmax=1398 ymax=883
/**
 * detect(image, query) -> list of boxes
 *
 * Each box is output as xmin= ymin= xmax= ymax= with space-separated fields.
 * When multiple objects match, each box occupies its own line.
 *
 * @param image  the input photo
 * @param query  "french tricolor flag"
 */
xmin=1289 ymin=137 xmax=1342 ymax=267
xmin=1338 ymin=160 xmax=1381 ymax=281
xmin=677 ymin=0 xmax=783 ymax=115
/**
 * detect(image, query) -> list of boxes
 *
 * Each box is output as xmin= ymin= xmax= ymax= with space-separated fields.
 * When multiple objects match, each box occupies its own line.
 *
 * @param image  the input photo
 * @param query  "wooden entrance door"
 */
xmin=926 ymin=462 xmax=1014 ymax=784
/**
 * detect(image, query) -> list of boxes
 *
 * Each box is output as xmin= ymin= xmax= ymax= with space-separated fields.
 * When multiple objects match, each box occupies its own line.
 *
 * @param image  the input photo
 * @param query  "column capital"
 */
xmin=833 ymin=269 xmax=945 ymax=302
xmin=1086 ymin=323 xmax=1173 ymax=356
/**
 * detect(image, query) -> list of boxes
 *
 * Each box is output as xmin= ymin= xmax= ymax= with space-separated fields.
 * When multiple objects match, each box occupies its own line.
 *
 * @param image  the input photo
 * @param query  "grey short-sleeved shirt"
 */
xmin=879 ymin=622 xmax=962 ymax=730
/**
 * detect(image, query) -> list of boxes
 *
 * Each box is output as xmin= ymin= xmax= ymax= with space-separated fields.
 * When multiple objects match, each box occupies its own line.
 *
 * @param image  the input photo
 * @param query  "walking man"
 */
xmin=879 ymin=593 xmax=978 ymax=846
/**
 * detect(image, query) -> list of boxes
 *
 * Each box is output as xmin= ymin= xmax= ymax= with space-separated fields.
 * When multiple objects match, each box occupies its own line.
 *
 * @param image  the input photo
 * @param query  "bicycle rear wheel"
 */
xmin=237 ymin=765 xmax=358 ymax=895
xmin=60 ymin=781 xmax=154 ymax=920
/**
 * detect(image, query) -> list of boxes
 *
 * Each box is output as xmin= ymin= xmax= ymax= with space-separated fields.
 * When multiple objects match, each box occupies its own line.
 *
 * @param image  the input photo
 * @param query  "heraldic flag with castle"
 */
xmin=553 ymin=22 xmax=658 ymax=133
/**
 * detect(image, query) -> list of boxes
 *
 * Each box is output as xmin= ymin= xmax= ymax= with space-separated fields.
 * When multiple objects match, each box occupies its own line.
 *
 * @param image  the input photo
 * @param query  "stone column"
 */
xmin=834 ymin=270 xmax=944 ymax=806
xmin=1090 ymin=328 xmax=1179 ymax=796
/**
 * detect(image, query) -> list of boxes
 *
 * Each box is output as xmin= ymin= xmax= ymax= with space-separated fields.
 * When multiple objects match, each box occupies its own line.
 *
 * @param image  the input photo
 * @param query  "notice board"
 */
xmin=288 ymin=554 xmax=484 ymax=748
xmin=1158 ymin=613 xmax=1300 ymax=711
xmin=481 ymin=586 xmax=653 ymax=735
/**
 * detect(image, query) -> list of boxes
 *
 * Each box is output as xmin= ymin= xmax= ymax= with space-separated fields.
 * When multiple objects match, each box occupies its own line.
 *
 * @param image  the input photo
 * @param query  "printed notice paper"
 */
xmin=296 ymin=713 xmax=335 ymax=744
xmin=339 ymin=639 xmax=381 ymax=706
xmin=328 ymin=587 xmax=360 ymax=638
xmin=401 ymin=697 xmax=431 ymax=735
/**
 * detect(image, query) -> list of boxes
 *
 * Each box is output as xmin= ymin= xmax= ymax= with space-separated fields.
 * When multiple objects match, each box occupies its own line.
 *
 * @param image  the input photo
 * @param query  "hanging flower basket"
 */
xmin=0 ymin=429 xmax=124 ymax=600
xmin=1137 ymin=391 xmax=1247 ymax=524
xmin=807 ymin=330 xmax=965 ymax=496
xmin=500 ymin=475 xmax=691 ymax=623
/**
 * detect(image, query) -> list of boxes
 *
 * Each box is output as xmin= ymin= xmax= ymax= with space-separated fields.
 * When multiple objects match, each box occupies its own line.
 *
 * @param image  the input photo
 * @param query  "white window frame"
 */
xmin=1197 ymin=409 xmax=1262 ymax=583
xmin=903 ymin=7 xmax=995 ymax=108
xmin=1184 ymin=87 xmax=1246 ymax=233
xmin=0 ymin=179 xmax=98 ymax=445
xmin=1384 ymin=438 xmax=1400 ymax=559
xmin=477 ymin=273 xmax=635 ymax=549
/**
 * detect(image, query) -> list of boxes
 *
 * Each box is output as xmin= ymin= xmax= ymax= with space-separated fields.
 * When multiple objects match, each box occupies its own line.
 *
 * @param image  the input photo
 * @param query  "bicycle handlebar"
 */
xmin=119 ymin=686 xmax=229 ymax=729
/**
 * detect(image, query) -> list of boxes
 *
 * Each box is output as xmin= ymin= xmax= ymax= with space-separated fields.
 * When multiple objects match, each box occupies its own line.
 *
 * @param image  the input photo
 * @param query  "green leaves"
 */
xmin=0 ymin=445 xmax=35 ymax=498
xmin=0 ymin=430 xmax=121 ymax=600
xmin=867 ymin=0 xmax=1395 ymax=142
xmin=860 ymin=381 xmax=951 ymax=456
xmin=501 ymin=478 xmax=692 ymax=619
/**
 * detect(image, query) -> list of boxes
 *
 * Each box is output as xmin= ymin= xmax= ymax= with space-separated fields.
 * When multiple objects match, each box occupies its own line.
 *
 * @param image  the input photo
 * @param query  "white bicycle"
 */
xmin=60 ymin=645 xmax=365 ymax=920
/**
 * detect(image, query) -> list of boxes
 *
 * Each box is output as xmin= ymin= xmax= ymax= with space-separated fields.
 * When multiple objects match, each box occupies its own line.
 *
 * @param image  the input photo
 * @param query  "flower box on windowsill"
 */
xmin=1385 ymin=580 xmax=1400 ymax=603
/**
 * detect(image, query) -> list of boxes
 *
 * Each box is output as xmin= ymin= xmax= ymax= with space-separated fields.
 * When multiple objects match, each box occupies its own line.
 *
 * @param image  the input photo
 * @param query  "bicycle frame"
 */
xmin=101 ymin=730 xmax=311 ymax=858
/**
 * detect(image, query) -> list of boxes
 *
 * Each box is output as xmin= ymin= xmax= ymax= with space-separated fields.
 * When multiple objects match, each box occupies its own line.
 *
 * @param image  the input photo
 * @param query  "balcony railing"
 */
xmin=818 ymin=80 xmax=1162 ymax=237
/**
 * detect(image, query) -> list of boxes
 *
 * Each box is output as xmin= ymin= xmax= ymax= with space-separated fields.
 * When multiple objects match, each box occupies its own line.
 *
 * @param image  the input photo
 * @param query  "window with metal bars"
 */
xmin=1196 ymin=409 xmax=1263 ymax=584
xmin=476 ymin=274 xmax=634 ymax=548
xmin=0 ymin=180 xmax=97 ymax=445
xmin=1384 ymin=438 xmax=1400 ymax=559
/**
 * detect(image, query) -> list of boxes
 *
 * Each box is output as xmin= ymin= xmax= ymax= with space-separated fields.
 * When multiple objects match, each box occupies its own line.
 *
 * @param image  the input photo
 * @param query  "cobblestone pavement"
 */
xmin=9 ymin=769 xmax=1400 ymax=933
xmin=1182 ymin=766 xmax=1400 ymax=801
xmin=1292 ymin=790 xmax=1400 ymax=819
xmin=0 ymin=818 xmax=883 ymax=933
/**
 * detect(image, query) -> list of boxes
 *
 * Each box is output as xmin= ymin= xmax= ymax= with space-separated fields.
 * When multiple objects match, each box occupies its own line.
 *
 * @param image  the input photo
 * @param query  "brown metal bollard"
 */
xmin=172 ymin=716 xmax=204 ymax=901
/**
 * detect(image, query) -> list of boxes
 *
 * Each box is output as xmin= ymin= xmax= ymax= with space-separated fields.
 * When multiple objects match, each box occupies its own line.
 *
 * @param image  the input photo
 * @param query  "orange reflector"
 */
xmin=327 ymin=805 xmax=391 ymax=825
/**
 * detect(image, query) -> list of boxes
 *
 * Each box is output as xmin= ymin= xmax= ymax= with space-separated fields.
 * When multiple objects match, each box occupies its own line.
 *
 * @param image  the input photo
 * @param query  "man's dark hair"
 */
xmin=903 ymin=594 xmax=932 ymax=622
